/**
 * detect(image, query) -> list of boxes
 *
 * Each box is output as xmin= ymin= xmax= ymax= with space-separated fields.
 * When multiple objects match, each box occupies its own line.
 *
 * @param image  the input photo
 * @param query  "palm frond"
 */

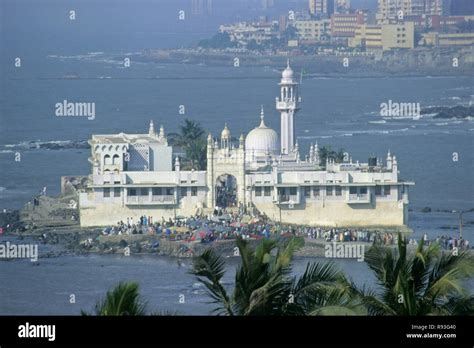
xmin=92 ymin=281 xmax=147 ymax=316
xmin=191 ymin=248 xmax=233 ymax=315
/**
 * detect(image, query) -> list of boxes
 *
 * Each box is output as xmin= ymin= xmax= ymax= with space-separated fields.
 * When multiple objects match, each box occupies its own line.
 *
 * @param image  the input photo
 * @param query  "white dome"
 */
xmin=221 ymin=124 xmax=231 ymax=139
xmin=245 ymin=110 xmax=278 ymax=162
xmin=282 ymin=66 xmax=293 ymax=80
xmin=281 ymin=60 xmax=294 ymax=80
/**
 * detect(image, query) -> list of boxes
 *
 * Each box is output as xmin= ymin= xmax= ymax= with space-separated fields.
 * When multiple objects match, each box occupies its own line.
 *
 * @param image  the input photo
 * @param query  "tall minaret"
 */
xmin=276 ymin=60 xmax=300 ymax=155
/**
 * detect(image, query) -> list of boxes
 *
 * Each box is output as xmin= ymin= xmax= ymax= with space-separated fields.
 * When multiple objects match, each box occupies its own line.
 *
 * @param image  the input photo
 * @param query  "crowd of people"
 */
xmin=100 ymin=209 xmax=471 ymax=250
xmin=288 ymin=226 xmax=394 ymax=245
xmin=433 ymin=234 xmax=470 ymax=250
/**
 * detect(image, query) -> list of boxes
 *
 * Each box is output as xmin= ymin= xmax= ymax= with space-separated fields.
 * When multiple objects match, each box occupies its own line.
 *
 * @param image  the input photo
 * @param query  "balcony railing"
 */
xmin=276 ymin=101 xmax=296 ymax=109
xmin=347 ymin=193 xmax=370 ymax=203
xmin=151 ymin=195 xmax=175 ymax=203
xmin=126 ymin=195 xmax=175 ymax=205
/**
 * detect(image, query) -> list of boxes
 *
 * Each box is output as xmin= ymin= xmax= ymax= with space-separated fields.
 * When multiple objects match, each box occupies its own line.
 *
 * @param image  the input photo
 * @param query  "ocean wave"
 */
xmin=49 ymin=52 xmax=105 ymax=60
xmin=435 ymin=122 xmax=448 ymax=126
xmin=448 ymin=86 xmax=473 ymax=91
xmin=95 ymin=59 xmax=122 ymax=65
xmin=2 ymin=140 xmax=89 ymax=151
xmin=0 ymin=150 xmax=14 ymax=154
xmin=0 ymin=187 xmax=5 ymax=192
xmin=368 ymin=120 xmax=386 ymax=124
xmin=336 ymin=128 xmax=409 ymax=136
xmin=297 ymin=135 xmax=334 ymax=140
xmin=298 ymin=128 xmax=411 ymax=139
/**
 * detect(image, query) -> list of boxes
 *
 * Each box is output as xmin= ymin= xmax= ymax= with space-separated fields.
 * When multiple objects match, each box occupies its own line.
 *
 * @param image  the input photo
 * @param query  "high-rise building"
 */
xmin=331 ymin=11 xmax=367 ymax=37
xmin=309 ymin=0 xmax=335 ymax=17
xmin=377 ymin=0 xmax=442 ymax=20
xmin=295 ymin=19 xmax=332 ymax=41
xmin=279 ymin=15 xmax=288 ymax=33
xmin=349 ymin=22 xmax=415 ymax=51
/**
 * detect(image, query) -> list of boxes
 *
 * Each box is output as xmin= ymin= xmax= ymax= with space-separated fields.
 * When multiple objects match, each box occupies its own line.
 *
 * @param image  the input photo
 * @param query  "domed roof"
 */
xmin=221 ymin=123 xmax=231 ymax=139
xmin=245 ymin=108 xmax=278 ymax=161
xmin=282 ymin=60 xmax=294 ymax=80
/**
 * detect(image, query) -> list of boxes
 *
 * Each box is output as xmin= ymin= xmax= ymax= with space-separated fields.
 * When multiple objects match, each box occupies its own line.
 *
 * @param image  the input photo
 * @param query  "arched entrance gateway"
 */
xmin=215 ymin=174 xmax=237 ymax=208
xmin=206 ymin=124 xmax=246 ymax=209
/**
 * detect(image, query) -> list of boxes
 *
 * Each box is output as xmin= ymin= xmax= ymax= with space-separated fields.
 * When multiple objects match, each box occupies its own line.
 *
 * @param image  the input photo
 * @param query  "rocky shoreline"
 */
xmin=137 ymin=46 xmax=474 ymax=77
xmin=4 ymin=226 xmax=334 ymax=259
xmin=3 ymin=224 xmax=470 ymax=262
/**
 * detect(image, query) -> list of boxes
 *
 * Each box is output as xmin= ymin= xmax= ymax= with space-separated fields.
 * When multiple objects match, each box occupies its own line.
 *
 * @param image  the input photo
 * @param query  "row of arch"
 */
xmin=104 ymin=154 xmax=121 ymax=165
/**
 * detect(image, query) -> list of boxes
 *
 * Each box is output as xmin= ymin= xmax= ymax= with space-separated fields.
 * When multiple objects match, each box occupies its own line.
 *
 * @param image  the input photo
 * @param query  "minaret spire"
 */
xmin=159 ymin=124 xmax=165 ymax=138
xmin=277 ymin=61 xmax=300 ymax=155
xmin=259 ymin=105 xmax=266 ymax=127
xmin=148 ymin=120 xmax=155 ymax=137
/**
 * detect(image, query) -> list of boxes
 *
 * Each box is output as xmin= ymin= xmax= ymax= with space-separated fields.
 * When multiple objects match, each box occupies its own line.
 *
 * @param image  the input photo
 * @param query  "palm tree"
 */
xmin=168 ymin=119 xmax=207 ymax=170
xmin=355 ymin=234 xmax=474 ymax=315
xmin=185 ymin=137 xmax=207 ymax=170
xmin=318 ymin=145 xmax=345 ymax=167
xmin=82 ymin=281 xmax=147 ymax=316
xmin=168 ymin=119 xmax=205 ymax=147
xmin=191 ymin=237 xmax=364 ymax=316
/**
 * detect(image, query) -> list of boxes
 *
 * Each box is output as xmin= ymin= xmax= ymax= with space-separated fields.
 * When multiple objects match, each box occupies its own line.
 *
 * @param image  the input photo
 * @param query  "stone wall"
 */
xmin=253 ymin=200 xmax=408 ymax=228
xmin=79 ymin=203 xmax=199 ymax=227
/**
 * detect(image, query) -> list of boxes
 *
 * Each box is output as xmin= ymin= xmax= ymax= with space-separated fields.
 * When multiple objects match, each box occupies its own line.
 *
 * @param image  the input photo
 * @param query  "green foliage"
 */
xmin=246 ymin=39 xmax=261 ymax=51
xmin=85 ymin=235 xmax=474 ymax=317
xmin=282 ymin=25 xmax=299 ymax=41
xmin=198 ymin=32 xmax=236 ymax=49
xmin=83 ymin=281 xmax=147 ymax=316
xmin=355 ymin=234 xmax=474 ymax=315
xmin=192 ymin=235 xmax=474 ymax=316
xmin=168 ymin=119 xmax=207 ymax=170
xmin=191 ymin=237 xmax=362 ymax=316
xmin=319 ymin=145 xmax=345 ymax=167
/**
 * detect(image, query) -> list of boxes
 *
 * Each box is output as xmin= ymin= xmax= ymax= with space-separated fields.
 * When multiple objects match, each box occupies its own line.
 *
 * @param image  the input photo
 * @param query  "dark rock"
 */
xmin=422 ymin=105 xmax=474 ymax=119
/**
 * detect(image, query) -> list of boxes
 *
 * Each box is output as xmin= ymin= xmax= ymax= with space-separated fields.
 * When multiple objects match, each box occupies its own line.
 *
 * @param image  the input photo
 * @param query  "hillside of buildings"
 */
xmin=139 ymin=0 xmax=474 ymax=77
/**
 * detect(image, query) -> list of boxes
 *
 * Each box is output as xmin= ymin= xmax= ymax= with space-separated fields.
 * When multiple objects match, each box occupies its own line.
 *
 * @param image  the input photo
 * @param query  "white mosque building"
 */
xmin=79 ymin=62 xmax=414 ymax=229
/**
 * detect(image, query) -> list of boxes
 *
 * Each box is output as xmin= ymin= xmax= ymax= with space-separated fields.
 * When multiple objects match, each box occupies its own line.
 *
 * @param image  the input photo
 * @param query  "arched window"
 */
xmin=104 ymin=154 xmax=112 ymax=165
xmin=112 ymin=154 xmax=120 ymax=165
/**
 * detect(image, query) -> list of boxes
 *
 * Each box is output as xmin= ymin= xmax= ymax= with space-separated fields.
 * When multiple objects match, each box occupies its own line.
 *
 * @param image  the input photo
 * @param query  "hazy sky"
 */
xmin=1 ymin=0 xmax=377 ymax=56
